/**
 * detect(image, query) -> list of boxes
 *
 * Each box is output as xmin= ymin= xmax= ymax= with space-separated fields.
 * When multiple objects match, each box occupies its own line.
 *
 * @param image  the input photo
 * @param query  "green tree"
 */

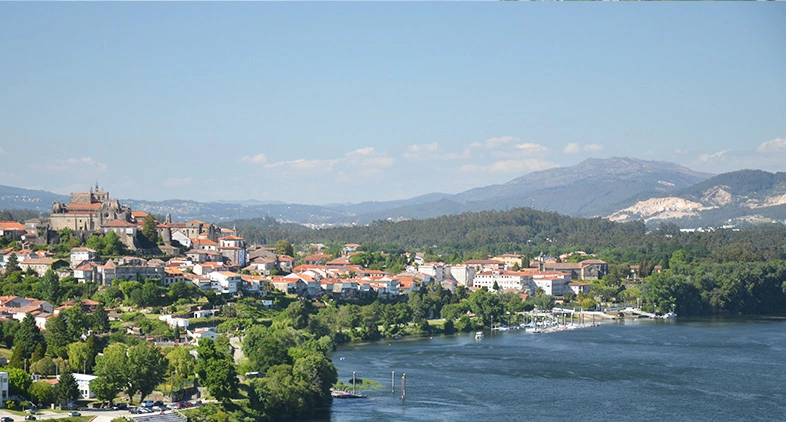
xmin=92 ymin=343 xmax=129 ymax=404
xmin=195 ymin=339 xmax=225 ymax=381
xmin=467 ymin=289 xmax=503 ymax=328
xmin=5 ymin=253 xmax=20 ymax=273
xmin=274 ymin=240 xmax=294 ymax=257
xmin=242 ymin=326 xmax=298 ymax=374
xmin=54 ymin=371 xmax=80 ymax=408
xmin=67 ymin=341 xmax=95 ymax=374
xmin=90 ymin=376 xmax=118 ymax=405
xmin=291 ymin=351 xmax=337 ymax=408
xmin=92 ymin=303 xmax=110 ymax=332
xmin=127 ymin=344 xmax=168 ymax=401
xmin=166 ymin=347 xmax=196 ymax=396
xmin=28 ymin=381 xmax=55 ymax=406
xmin=7 ymin=367 xmax=33 ymax=396
xmin=31 ymin=343 xmax=46 ymax=363
xmin=15 ymin=313 xmax=46 ymax=360
xmin=29 ymin=356 xmax=57 ymax=376
xmin=142 ymin=214 xmax=159 ymax=245
xmin=532 ymin=294 xmax=555 ymax=310
xmin=45 ymin=315 xmax=72 ymax=358
xmin=251 ymin=364 xmax=309 ymax=420
xmin=102 ymin=231 xmax=126 ymax=256
xmin=61 ymin=300 xmax=91 ymax=340
xmin=38 ymin=269 xmax=61 ymax=304
xmin=204 ymin=359 xmax=238 ymax=402
xmin=281 ymin=301 xmax=311 ymax=330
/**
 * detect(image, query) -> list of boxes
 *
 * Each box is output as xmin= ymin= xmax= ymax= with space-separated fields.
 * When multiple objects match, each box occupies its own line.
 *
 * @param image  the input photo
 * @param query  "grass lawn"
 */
xmin=0 ymin=347 xmax=12 ymax=360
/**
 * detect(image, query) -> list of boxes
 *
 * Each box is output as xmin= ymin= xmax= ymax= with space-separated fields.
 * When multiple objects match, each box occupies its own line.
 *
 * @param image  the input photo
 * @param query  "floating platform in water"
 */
xmin=331 ymin=389 xmax=367 ymax=399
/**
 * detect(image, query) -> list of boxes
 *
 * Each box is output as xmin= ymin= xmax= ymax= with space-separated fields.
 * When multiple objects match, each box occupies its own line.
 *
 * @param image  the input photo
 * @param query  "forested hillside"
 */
xmin=234 ymin=207 xmax=786 ymax=266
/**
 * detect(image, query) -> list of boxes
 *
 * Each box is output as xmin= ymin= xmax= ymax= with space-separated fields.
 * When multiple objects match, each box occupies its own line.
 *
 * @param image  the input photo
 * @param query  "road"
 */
xmin=229 ymin=336 xmax=243 ymax=364
xmin=0 ymin=408 xmax=172 ymax=422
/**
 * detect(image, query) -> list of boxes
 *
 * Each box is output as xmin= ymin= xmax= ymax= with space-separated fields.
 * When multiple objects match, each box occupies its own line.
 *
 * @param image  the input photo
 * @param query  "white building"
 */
xmin=0 ymin=372 xmax=8 ymax=408
xmin=416 ymin=262 xmax=446 ymax=282
xmin=473 ymin=270 xmax=532 ymax=291
xmin=569 ymin=282 xmax=592 ymax=295
xmin=72 ymin=373 xmax=98 ymax=399
xmin=446 ymin=264 xmax=476 ymax=287
xmin=70 ymin=247 xmax=97 ymax=268
xmin=208 ymin=271 xmax=241 ymax=294
xmin=159 ymin=315 xmax=190 ymax=329
xmin=531 ymin=273 xmax=572 ymax=296
xmin=189 ymin=327 xmax=219 ymax=345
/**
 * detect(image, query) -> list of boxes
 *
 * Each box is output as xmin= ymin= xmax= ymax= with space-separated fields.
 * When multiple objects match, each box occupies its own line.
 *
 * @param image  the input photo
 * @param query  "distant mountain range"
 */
xmin=2 ymin=157 xmax=784 ymax=228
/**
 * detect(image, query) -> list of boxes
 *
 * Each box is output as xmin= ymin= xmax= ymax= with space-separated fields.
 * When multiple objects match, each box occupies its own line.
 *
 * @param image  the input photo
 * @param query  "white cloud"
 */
xmin=698 ymin=150 xmax=730 ymax=163
xmin=469 ymin=136 xmax=519 ymax=150
xmin=262 ymin=147 xmax=393 ymax=175
xmin=45 ymin=157 xmax=107 ymax=172
xmin=348 ymin=147 xmax=375 ymax=157
xmin=584 ymin=144 xmax=604 ymax=152
xmin=563 ymin=143 xmax=580 ymax=154
xmin=408 ymin=143 xmax=439 ymax=153
xmin=163 ymin=177 xmax=192 ymax=187
xmin=757 ymin=137 xmax=786 ymax=153
xmin=266 ymin=158 xmax=335 ymax=170
xmin=404 ymin=143 xmax=441 ymax=160
xmin=514 ymin=143 xmax=549 ymax=155
xmin=346 ymin=147 xmax=394 ymax=169
xmin=240 ymin=153 xmax=268 ymax=164
xmin=461 ymin=158 xmax=558 ymax=174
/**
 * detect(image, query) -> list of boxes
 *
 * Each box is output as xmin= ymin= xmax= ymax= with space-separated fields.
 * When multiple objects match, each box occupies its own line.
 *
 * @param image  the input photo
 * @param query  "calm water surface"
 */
xmin=329 ymin=319 xmax=786 ymax=421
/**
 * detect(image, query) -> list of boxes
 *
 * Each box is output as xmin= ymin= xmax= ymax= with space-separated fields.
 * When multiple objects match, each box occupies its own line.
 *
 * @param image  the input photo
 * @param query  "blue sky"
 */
xmin=1 ymin=3 xmax=785 ymax=204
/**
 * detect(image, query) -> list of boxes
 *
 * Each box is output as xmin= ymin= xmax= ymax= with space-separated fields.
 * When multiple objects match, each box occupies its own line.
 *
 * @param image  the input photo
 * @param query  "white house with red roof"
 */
xmin=0 ymin=221 xmax=29 ymax=238
xmin=218 ymin=235 xmax=247 ymax=267
xmin=70 ymin=247 xmax=98 ymax=268
xmin=192 ymin=237 xmax=218 ymax=251
xmin=208 ymin=271 xmax=241 ymax=294
xmin=532 ymin=272 xmax=572 ymax=296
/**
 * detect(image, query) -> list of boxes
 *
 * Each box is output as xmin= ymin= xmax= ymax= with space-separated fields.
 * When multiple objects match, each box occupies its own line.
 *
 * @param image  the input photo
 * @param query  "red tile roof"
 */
xmin=102 ymin=220 xmax=137 ymax=228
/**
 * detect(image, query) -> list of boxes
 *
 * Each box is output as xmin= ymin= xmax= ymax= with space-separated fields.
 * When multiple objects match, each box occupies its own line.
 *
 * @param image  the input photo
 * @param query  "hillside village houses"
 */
xmin=0 ymin=187 xmax=613 ymax=314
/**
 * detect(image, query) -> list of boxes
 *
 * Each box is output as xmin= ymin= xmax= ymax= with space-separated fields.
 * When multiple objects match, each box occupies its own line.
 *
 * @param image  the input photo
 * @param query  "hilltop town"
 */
xmin=1 ymin=186 xmax=616 ymax=308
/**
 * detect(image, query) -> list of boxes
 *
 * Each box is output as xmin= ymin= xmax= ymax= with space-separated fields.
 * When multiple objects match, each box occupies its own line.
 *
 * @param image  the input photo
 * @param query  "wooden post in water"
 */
xmin=392 ymin=371 xmax=395 ymax=393
xmin=353 ymin=371 xmax=356 ymax=394
xmin=401 ymin=373 xmax=406 ymax=400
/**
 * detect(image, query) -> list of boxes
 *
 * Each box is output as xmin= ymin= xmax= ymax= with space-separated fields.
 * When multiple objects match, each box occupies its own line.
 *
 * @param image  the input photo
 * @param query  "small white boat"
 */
xmin=475 ymin=331 xmax=484 ymax=340
xmin=663 ymin=312 xmax=677 ymax=319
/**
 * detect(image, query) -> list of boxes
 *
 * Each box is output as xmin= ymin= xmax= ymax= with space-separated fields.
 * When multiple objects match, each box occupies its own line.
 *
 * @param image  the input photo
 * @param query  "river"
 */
xmin=329 ymin=318 xmax=786 ymax=421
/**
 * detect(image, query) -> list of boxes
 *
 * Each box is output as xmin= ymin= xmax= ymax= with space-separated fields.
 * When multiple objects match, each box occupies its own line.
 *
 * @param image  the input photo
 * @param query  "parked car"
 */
xmin=142 ymin=400 xmax=154 ymax=408
xmin=68 ymin=412 xmax=81 ymax=417
xmin=113 ymin=402 xmax=128 ymax=410
xmin=0 ymin=417 xmax=13 ymax=422
xmin=166 ymin=403 xmax=180 ymax=410
xmin=23 ymin=417 xmax=35 ymax=421
xmin=153 ymin=400 xmax=164 ymax=407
